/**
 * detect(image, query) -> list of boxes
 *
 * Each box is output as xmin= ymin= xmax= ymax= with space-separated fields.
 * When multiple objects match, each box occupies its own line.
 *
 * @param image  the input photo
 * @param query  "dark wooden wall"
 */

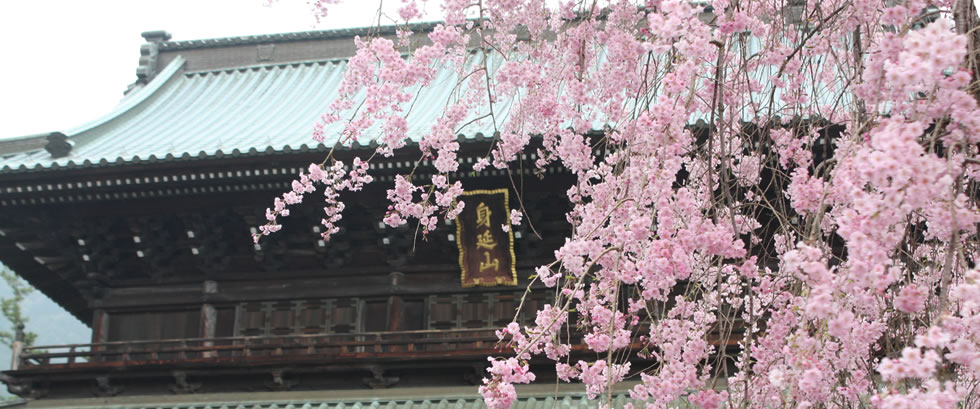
xmin=0 ymin=146 xmax=575 ymax=343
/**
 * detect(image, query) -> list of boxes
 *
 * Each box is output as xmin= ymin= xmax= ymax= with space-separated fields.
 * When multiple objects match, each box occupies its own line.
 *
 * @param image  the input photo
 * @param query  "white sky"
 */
xmin=0 ymin=0 xmax=417 ymax=139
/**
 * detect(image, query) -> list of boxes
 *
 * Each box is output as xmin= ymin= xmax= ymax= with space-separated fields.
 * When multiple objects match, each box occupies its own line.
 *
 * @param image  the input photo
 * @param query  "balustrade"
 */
xmin=14 ymin=328 xmax=504 ymax=370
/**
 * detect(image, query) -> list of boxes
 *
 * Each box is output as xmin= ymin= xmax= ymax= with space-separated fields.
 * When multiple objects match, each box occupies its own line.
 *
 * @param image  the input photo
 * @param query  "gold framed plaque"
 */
xmin=456 ymin=189 xmax=517 ymax=287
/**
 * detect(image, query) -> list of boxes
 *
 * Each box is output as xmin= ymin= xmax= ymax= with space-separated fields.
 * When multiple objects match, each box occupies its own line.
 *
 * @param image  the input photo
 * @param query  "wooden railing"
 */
xmin=15 ymin=328 xmax=505 ymax=369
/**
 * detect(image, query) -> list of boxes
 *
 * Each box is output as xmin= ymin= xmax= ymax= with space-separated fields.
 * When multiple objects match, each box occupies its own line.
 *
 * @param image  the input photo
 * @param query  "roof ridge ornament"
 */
xmin=133 ymin=30 xmax=173 ymax=89
xmin=43 ymin=132 xmax=71 ymax=158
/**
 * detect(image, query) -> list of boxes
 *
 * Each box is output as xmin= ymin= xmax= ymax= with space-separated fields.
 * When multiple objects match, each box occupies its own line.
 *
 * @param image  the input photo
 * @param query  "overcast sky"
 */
xmin=0 ymin=0 xmax=417 ymax=139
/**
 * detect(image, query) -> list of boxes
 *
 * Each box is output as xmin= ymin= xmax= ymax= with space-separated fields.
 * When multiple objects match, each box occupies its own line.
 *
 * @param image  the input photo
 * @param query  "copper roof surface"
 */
xmin=13 ymin=384 xmax=643 ymax=409
xmin=0 ymin=52 xmax=508 ymax=173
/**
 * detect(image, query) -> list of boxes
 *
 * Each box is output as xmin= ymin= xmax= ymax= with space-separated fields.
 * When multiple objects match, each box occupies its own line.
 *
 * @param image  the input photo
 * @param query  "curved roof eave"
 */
xmin=0 ymin=56 xmax=186 ymax=173
xmin=64 ymin=55 xmax=187 ymax=143
xmin=0 ymin=53 xmax=513 ymax=174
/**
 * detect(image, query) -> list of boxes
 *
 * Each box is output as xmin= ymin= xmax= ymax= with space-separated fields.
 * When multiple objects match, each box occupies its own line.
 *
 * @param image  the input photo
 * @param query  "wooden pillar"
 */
xmin=90 ymin=309 xmax=109 ymax=363
xmin=10 ymin=324 xmax=24 ymax=370
xmin=202 ymin=305 xmax=217 ymax=338
xmin=201 ymin=280 xmax=218 ymax=358
xmin=388 ymin=296 xmax=402 ymax=332
xmin=387 ymin=272 xmax=404 ymax=332
xmin=91 ymin=309 xmax=109 ymax=343
xmin=387 ymin=272 xmax=404 ymax=353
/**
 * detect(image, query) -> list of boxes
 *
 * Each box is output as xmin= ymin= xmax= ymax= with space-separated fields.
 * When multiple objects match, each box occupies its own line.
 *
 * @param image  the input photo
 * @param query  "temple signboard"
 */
xmin=456 ymin=189 xmax=517 ymax=287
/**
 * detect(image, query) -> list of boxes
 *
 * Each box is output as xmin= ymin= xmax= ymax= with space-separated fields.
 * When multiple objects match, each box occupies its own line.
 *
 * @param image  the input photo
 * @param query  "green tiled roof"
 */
xmin=24 ymin=396 xmax=632 ymax=409
xmin=0 ymin=52 xmax=508 ymax=173
xmin=0 ymin=24 xmax=848 ymax=174
xmin=13 ymin=385 xmax=640 ymax=409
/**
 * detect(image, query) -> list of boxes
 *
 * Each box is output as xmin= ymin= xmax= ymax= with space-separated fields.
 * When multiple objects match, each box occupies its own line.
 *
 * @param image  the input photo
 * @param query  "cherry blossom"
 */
xmin=258 ymin=0 xmax=980 ymax=408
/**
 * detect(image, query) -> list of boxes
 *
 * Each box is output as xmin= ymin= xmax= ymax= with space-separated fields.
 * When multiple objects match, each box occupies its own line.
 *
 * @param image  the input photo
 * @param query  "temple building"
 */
xmin=0 ymin=26 xmax=634 ymax=408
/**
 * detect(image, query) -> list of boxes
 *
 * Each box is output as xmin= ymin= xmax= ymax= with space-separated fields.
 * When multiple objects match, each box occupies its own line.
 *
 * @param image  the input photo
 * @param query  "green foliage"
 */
xmin=0 ymin=267 xmax=37 ymax=348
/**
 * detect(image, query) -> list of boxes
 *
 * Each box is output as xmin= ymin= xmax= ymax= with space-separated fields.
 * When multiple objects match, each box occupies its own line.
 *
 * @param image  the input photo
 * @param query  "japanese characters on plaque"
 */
xmin=456 ymin=189 xmax=517 ymax=287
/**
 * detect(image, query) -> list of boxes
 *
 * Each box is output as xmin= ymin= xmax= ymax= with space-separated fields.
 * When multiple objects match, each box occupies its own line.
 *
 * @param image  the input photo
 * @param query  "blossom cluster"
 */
xmin=261 ymin=0 xmax=980 ymax=408
xmin=254 ymin=159 xmax=373 ymax=244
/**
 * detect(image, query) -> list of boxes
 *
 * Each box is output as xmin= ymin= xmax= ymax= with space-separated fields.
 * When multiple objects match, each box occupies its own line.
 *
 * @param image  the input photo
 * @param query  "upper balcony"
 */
xmin=15 ymin=328 xmax=504 ymax=369
xmin=4 ymin=328 xmax=513 ymax=398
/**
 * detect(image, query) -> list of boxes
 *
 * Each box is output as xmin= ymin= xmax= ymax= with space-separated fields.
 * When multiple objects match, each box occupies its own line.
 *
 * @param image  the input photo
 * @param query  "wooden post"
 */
xmin=201 ymin=305 xmax=216 ymax=340
xmin=388 ymin=272 xmax=404 ymax=332
xmin=388 ymin=296 xmax=402 ymax=332
xmin=385 ymin=272 xmax=405 ymax=352
xmin=92 ymin=309 xmax=109 ymax=343
xmin=91 ymin=309 xmax=109 ymax=363
xmin=10 ymin=324 xmax=24 ymax=370
xmin=201 ymin=280 xmax=218 ymax=358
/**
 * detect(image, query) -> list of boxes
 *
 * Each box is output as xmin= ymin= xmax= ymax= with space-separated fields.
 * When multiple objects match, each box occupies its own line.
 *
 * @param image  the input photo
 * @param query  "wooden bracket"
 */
xmin=1 ymin=374 xmax=46 ymax=399
xmin=264 ymin=369 xmax=298 ymax=391
xmin=363 ymin=366 xmax=399 ymax=389
xmin=168 ymin=371 xmax=201 ymax=394
xmin=93 ymin=376 xmax=122 ymax=397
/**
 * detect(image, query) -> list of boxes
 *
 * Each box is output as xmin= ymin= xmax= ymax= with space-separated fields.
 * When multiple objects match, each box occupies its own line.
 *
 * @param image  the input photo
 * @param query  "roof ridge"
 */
xmin=160 ymin=22 xmax=443 ymax=51
xmin=182 ymin=58 xmax=347 ymax=76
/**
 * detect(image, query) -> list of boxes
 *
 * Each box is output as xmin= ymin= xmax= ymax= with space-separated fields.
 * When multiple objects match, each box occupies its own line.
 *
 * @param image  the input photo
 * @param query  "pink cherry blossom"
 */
xmin=257 ymin=2 xmax=980 ymax=408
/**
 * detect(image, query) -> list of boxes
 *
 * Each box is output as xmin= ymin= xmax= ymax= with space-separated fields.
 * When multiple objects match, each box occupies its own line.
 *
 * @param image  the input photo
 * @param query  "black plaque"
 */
xmin=456 ymin=189 xmax=517 ymax=287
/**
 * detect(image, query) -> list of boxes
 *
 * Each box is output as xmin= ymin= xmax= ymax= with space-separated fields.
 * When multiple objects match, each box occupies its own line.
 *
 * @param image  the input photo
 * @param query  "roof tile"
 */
xmin=1 ymin=52 xmax=505 ymax=173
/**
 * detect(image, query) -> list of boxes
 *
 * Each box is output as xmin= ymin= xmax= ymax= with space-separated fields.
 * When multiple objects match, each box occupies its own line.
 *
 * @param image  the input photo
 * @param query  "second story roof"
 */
xmin=0 ymin=24 xmax=501 ymax=174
